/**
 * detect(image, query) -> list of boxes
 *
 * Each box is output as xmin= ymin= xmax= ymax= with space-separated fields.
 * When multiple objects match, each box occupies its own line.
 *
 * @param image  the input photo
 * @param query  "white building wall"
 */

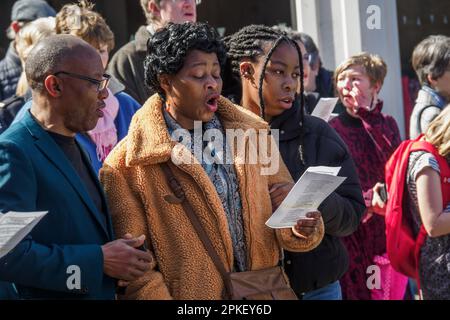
xmin=293 ymin=0 xmax=406 ymax=137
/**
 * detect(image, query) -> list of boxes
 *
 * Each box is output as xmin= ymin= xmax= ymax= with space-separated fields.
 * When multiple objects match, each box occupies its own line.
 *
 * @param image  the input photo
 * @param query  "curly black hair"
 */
xmin=223 ymin=24 xmax=306 ymax=164
xmin=144 ymin=22 xmax=227 ymax=97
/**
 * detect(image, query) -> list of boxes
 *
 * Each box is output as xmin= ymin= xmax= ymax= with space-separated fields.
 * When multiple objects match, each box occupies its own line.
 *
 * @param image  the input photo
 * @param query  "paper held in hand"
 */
xmin=311 ymin=97 xmax=339 ymax=122
xmin=266 ymin=166 xmax=346 ymax=229
xmin=0 ymin=211 xmax=48 ymax=259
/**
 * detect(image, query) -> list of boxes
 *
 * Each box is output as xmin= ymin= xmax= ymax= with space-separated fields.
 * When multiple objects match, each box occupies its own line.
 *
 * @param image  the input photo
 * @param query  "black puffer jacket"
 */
xmin=270 ymin=97 xmax=365 ymax=295
xmin=0 ymin=44 xmax=22 ymax=101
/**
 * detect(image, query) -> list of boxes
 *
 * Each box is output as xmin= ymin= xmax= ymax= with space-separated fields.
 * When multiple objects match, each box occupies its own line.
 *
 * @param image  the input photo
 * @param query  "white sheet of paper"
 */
xmin=311 ymin=98 xmax=339 ymax=122
xmin=266 ymin=167 xmax=346 ymax=229
xmin=328 ymin=113 xmax=338 ymax=121
xmin=0 ymin=211 xmax=48 ymax=259
xmin=306 ymin=166 xmax=341 ymax=176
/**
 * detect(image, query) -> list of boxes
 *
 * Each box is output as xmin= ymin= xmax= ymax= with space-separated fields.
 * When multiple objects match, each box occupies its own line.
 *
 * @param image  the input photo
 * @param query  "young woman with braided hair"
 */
xmin=223 ymin=25 xmax=365 ymax=300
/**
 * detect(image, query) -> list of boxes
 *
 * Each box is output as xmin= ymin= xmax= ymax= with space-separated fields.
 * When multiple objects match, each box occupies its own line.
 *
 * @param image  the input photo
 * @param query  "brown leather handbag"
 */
xmin=161 ymin=162 xmax=298 ymax=300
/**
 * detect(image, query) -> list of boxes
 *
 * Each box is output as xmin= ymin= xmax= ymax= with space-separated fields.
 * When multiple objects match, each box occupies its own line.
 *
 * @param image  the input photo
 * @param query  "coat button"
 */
xmin=280 ymin=130 xmax=285 ymax=135
xmin=286 ymin=260 xmax=291 ymax=265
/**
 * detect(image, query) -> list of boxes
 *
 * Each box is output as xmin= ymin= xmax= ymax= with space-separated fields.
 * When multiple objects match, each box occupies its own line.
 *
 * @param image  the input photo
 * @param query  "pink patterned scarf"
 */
xmin=88 ymin=88 xmax=119 ymax=162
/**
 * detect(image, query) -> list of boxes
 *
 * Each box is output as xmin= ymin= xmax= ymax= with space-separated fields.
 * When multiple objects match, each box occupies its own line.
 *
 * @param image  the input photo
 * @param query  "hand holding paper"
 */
xmin=266 ymin=167 xmax=346 ymax=229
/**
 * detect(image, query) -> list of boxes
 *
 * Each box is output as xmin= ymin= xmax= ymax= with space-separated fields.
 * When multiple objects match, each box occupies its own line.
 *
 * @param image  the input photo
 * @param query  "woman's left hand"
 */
xmin=269 ymin=182 xmax=294 ymax=212
xmin=292 ymin=211 xmax=322 ymax=238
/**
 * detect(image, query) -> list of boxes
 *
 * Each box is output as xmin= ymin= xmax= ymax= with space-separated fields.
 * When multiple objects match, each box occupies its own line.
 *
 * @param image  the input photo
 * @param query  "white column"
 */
xmin=292 ymin=0 xmax=320 ymax=43
xmin=358 ymin=0 xmax=405 ymax=138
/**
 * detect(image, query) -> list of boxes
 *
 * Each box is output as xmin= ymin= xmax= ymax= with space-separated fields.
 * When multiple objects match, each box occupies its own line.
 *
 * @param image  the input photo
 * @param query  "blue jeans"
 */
xmin=302 ymin=281 xmax=342 ymax=300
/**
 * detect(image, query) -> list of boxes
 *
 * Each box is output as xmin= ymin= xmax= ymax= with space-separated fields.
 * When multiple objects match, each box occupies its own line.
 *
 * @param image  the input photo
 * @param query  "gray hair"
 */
xmin=412 ymin=35 xmax=450 ymax=85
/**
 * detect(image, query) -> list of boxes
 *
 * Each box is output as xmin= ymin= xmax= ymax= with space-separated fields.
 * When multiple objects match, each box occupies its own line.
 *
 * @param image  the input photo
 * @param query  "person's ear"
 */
xmin=159 ymin=74 xmax=172 ymax=95
xmin=11 ymin=21 xmax=21 ymax=34
xmin=427 ymin=74 xmax=438 ymax=88
xmin=44 ymin=75 xmax=62 ymax=98
xmin=373 ymin=81 xmax=382 ymax=93
xmin=148 ymin=0 xmax=161 ymax=17
xmin=239 ymin=61 xmax=255 ymax=80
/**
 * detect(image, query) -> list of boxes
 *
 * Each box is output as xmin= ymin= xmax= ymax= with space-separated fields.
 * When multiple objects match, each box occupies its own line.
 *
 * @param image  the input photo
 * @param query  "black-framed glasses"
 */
xmin=53 ymin=71 xmax=111 ymax=92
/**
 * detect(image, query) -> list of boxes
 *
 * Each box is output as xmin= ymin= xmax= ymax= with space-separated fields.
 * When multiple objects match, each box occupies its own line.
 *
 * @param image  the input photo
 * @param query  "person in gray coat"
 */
xmin=409 ymin=35 xmax=450 ymax=139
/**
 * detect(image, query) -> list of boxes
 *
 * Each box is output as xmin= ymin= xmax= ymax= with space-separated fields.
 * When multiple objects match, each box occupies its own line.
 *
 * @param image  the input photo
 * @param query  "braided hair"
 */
xmin=223 ymin=25 xmax=306 ymax=164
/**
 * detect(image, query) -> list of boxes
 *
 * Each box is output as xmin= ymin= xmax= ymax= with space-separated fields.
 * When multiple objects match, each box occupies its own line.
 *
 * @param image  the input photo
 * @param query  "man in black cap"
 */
xmin=0 ymin=0 xmax=56 ymax=101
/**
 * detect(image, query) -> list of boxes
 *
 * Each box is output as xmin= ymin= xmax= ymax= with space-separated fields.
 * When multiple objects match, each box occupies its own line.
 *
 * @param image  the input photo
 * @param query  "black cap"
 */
xmin=11 ymin=0 xmax=56 ymax=22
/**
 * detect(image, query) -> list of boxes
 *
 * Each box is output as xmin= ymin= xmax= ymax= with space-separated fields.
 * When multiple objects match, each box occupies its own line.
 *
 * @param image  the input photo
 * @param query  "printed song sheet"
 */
xmin=266 ymin=167 xmax=345 ymax=228
xmin=0 ymin=211 xmax=47 ymax=259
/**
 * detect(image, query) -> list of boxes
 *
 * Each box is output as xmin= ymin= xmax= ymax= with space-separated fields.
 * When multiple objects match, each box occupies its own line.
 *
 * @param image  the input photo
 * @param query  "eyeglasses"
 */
xmin=53 ymin=71 xmax=111 ymax=92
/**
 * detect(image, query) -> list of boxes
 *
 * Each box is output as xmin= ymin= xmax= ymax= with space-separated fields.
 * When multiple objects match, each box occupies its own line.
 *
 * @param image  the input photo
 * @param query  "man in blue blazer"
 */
xmin=0 ymin=35 xmax=152 ymax=299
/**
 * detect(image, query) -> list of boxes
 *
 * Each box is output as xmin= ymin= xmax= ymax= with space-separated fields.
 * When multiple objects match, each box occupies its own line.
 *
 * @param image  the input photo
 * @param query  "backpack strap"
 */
xmin=416 ymin=104 xmax=440 ymax=135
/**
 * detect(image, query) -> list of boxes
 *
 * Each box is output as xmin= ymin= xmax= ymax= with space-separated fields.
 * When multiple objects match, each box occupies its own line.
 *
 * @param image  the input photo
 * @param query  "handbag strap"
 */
xmin=160 ymin=162 xmax=233 ymax=297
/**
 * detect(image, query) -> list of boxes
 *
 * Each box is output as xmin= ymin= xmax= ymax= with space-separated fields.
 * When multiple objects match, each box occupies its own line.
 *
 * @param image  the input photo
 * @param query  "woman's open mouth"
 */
xmin=279 ymin=97 xmax=294 ymax=109
xmin=205 ymin=94 xmax=219 ymax=112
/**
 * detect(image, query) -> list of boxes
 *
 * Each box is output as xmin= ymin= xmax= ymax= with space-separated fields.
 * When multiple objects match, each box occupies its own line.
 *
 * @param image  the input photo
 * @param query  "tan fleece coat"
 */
xmin=100 ymin=94 xmax=324 ymax=300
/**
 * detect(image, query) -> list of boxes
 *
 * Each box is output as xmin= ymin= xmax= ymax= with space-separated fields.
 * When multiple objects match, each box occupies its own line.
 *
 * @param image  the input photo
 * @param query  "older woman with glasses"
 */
xmin=13 ymin=0 xmax=141 ymax=173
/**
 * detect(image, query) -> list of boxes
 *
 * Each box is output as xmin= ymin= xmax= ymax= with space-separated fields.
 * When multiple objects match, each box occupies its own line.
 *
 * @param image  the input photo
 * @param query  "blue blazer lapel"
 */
xmin=22 ymin=112 xmax=111 ymax=239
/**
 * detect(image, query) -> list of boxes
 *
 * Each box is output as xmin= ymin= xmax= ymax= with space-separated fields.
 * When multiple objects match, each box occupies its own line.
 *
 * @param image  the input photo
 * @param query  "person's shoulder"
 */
xmin=111 ymin=39 xmax=139 ymax=60
xmin=102 ymin=137 xmax=129 ymax=170
xmin=115 ymin=91 xmax=141 ymax=109
xmin=218 ymin=96 xmax=269 ymax=130
xmin=380 ymin=112 xmax=400 ymax=127
xmin=420 ymin=105 xmax=442 ymax=120
xmin=304 ymin=114 xmax=348 ymax=152
xmin=304 ymin=114 xmax=332 ymax=133
xmin=0 ymin=95 xmax=25 ymax=112
xmin=0 ymin=121 xmax=32 ymax=156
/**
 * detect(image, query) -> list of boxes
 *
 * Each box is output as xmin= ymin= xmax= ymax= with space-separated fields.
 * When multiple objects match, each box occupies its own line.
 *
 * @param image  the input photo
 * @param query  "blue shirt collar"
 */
xmin=422 ymin=85 xmax=447 ymax=109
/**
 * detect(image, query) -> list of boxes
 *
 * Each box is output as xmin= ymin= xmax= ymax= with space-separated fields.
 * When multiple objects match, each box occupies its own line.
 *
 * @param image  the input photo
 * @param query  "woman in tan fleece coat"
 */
xmin=100 ymin=22 xmax=324 ymax=300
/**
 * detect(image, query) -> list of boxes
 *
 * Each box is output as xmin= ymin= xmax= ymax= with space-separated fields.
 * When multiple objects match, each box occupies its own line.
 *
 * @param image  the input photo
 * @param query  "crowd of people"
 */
xmin=0 ymin=0 xmax=448 ymax=300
